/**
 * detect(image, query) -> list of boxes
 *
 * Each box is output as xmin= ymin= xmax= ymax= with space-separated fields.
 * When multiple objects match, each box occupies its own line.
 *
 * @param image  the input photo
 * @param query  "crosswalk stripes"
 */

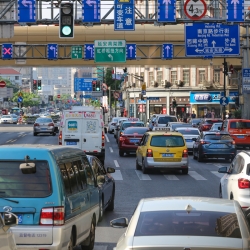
xmin=135 ymin=170 xmax=151 ymax=180
xmin=164 ymin=175 xmax=179 ymax=180
xmin=211 ymin=171 xmax=225 ymax=178
xmin=188 ymin=171 xmax=207 ymax=180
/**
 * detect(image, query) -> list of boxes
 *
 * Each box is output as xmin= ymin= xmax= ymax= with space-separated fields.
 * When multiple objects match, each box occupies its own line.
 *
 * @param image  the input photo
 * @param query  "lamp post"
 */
xmin=222 ymin=58 xmax=228 ymax=120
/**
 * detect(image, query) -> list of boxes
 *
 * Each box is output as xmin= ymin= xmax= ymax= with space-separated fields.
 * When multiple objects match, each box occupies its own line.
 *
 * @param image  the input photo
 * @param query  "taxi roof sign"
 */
xmin=127 ymin=117 xmax=140 ymax=121
xmin=152 ymin=127 xmax=170 ymax=131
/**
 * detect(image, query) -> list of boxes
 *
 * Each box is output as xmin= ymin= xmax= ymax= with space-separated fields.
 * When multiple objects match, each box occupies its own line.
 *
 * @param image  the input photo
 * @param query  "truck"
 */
xmin=59 ymin=106 xmax=106 ymax=163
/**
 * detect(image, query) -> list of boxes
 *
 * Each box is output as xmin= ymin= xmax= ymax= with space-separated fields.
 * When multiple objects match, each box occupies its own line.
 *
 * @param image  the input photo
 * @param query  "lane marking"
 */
xmin=114 ymin=160 xmax=120 ymax=168
xmin=10 ymin=139 xmax=16 ymax=143
xmin=6 ymin=140 xmax=12 ymax=143
xmin=111 ymin=170 xmax=123 ymax=180
xmin=188 ymin=171 xmax=207 ymax=180
xmin=135 ymin=170 xmax=152 ymax=180
xmin=211 ymin=171 xmax=225 ymax=178
xmin=164 ymin=175 xmax=179 ymax=180
xmin=21 ymin=134 xmax=26 ymax=137
xmin=109 ymin=147 xmax=113 ymax=153
xmin=105 ymin=134 xmax=110 ymax=142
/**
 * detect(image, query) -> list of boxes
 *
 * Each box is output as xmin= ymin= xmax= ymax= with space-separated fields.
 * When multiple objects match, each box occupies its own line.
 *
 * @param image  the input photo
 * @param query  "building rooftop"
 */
xmin=0 ymin=68 xmax=21 ymax=75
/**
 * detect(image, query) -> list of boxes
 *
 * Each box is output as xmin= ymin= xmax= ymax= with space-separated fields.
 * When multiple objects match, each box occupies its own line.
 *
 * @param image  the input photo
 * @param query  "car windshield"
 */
xmin=112 ymin=118 xmax=118 ymax=123
xmin=191 ymin=119 xmax=202 ymax=123
xmin=36 ymin=118 xmax=53 ymax=123
xmin=158 ymin=116 xmax=177 ymax=124
xmin=0 ymin=161 xmax=52 ymax=198
xmin=205 ymin=120 xmax=222 ymax=124
xmin=134 ymin=210 xmax=241 ymax=238
xmin=230 ymin=121 xmax=250 ymax=129
xmin=176 ymin=129 xmax=200 ymax=135
xmin=204 ymin=134 xmax=233 ymax=140
xmin=124 ymin=127 xmax=148 ymax=134
xmin=150 ymin=135 xmax=185 ymax=147
xmin=172 ymin=124 xmax=193 ymax=130
xmin=211 ymin=123 xmax=222 ymax=129
xmin=122 ymin=123 xmax=144 ymax=129
xmin=2 ymin=115 xmax=11 ymax=118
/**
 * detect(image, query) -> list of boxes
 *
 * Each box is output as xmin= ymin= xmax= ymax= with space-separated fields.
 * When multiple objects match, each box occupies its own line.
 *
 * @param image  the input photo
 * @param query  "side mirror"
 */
xmin=218 ymin=166 xmax=228 ymax=174
xmin=107 ymin=167 xmax=115 ymax=173
xmin=110 ymin=217 xmax=128 ymax=228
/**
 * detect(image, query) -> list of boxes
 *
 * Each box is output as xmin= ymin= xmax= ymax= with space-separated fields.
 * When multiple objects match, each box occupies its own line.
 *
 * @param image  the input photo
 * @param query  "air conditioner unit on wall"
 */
xmin=174 ymin=80 xmax=179 ymax=85
xmin=161 ymin=80 xmax=165 ymax=86
xmin=151 ymin=81 xmax=155 ymax=86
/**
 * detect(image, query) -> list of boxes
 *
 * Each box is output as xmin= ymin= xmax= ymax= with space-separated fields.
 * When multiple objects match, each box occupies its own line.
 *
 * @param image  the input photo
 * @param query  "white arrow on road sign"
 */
xmin=50 ymin=46 xmax=56 ymax=57
xmin=165 ymin=45 xmax=170 ymax=57
xmin=87 ymin=46 xmax=93 ymax=57
xmin=128 ymin=46 xmax=134 ymax=57
xmin=86 ymin=0 xmax=97 ymax=19
xmin=22 ymin=0 xmax=33 ymax=20
xmin=163 ymin=0 xmax=171 ymax=18
xmin=108 ymin=54 xmax=113 ymax=61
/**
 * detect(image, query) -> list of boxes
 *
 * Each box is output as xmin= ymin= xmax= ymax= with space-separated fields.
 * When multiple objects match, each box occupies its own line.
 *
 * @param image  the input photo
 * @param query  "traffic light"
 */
xmin=33 ymin=80 xmax=37 ymax=90
xmin=172 ymin=99 xmax=177 ymax=108
xmin=59 ymin=3 xmax=74 ymax=38
xmin=96 ymin=80 xmax=100 ymax=91
xmin=92 ymin=80 xmax=96 ymax=91
xmin=37 ymin=80 xmax=42 ymax=90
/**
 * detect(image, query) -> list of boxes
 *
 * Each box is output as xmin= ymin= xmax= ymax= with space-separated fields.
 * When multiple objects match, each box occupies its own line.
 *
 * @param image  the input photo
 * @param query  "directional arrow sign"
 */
xmin=162 ymin=43 xmax=173 ymax=59
xmin=227 ymin=0 xmax=244 ymax=22
xmin=126 ymin=44 xmax=136 ymax=59
xmin=47 ymin=44 xmax=58 ymax=60
xmin=84 ymin=44 xmax=94 ymax=60
xmin=18 ymin=0 xmax=36 ymax=23
xmin=82 ymin=0 xmax=101 ymax=23
xmin=220 ymin=96 xmax=229 ymax=106
xmin=158 ymin=0 xmax=176 ymax=22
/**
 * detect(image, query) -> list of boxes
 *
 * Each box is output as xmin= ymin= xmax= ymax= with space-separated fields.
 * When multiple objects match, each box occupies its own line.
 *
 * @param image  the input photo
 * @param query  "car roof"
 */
xmin=123 ymin=121 xmax=143 ymax=124
xmin=138 ymin=196 xmax=236 ymax=213
xmin=175 ymin=127 xmax=199 ymax=130
xmin=156 ymin=114 xmax=176 ymax=117
xmin=147 ymin=131 xmax=183 ymax=136
xmin=203 ymin=131 xmax=229 ymax=135
xmin=168 ymin=122 xmax=185 ymax=125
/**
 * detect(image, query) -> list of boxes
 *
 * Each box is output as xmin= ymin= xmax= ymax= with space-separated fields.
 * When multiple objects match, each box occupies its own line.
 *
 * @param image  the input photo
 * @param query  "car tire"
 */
xmin=193 ymin=149 xmax=197 ymax=160
xmin=182 ymin=168 xmax=188 ymax=175
xmin=68 ymin=231 xmax=74 ymax=250
xmin=106 ymin=189 xmax=115 ymax=211
xmin=98 ymin=199 xmax=104 ymax=222
xmin=119 ymin=150 xmax=124 ymax=157
xmin=136 ymin=159 xmax=141 ymax=170
xmin=219 ymin=186 xmax=222 ymax=198
xmin=142 ymin=160 xmax=148 ymax=174
xmin=33 ymin=132 xmax=37 ymax=136
xmin=81 ymin=218 xmax=95 ymax=250
xmin=197 ymin=150 xmax=203 ymax=162
xmin=53 ymin=132 xmax=56 ymax=136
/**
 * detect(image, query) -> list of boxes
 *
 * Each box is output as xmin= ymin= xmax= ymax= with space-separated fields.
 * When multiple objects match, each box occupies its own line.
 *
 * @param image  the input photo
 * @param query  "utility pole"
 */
xmin=222 ymin=58 xmax=227 ymax=120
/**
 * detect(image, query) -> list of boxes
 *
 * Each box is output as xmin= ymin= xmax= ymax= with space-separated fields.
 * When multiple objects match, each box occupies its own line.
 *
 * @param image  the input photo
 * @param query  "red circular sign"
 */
xmin=113 ymin=91 xmax=120 ymax=99
xmin=0 ymin=80 xmax=6 ymax=88
xmin=184 ymin=0 xmax=207 ymax=20
xmin=57 ymin=94 xmax=61 ymax=98
xmin=102 ymin=83 xmax=108 ymax=91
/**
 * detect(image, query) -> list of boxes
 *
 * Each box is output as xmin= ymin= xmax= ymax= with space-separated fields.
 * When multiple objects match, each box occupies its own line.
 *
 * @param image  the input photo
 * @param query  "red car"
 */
xmin=118 ymin=127 xmax=149 ymax=157
xmin=199 ymin=118 xmax=223 ymax=131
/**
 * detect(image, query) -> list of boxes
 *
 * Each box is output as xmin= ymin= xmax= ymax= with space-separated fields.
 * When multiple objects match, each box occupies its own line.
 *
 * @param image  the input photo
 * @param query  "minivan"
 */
xmin=0 ymin=145 xmax=100 ymax=250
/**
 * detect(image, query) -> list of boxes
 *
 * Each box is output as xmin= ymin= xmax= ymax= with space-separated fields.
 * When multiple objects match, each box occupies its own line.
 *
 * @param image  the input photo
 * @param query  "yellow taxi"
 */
xmin=136 ymin=128 xmax=189 ymax=174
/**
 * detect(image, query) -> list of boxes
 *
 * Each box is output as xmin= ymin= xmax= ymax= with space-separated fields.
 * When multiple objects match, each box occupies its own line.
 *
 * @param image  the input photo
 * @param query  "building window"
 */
xmin=15 ymin=76 xmax=19 ymax=80
xmin=183 ymin=69 xmax=190 ymax=86
xmin=157 ymin=71 xmax=163 ymax=83
xmin=214 ymin=70 xmax=220 ymax=83
xmin=170 ymin=71 xmax=177 ymax=84
xmin=199 ymin=70 xmax=206 ymax=83
xmin=149 ymin=72 xmax=154 ymax=82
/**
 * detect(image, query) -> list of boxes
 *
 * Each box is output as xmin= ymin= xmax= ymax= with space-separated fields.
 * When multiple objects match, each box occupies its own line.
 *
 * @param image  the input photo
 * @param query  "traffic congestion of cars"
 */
xmin=1 ymin=110 xmax=250 ymax=249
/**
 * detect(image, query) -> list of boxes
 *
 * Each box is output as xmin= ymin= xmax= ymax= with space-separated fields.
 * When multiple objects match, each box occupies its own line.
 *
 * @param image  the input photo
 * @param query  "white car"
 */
xmin=108 ymin=117 xmax=120 ymax=133
xmin=0 ymin=115 xmax=17 ymax=124
xmin=219 ymin=150 xmax=250 ymax=209
xmin=175 ymin=127 xmax=200 ymax=153
xmin=154 ymin=115 xmax=177 ymax=127
xmin=210 ymin=122 xmax=223 ymax=131
xmin=111 ymin=196 xmax=250 ymax=250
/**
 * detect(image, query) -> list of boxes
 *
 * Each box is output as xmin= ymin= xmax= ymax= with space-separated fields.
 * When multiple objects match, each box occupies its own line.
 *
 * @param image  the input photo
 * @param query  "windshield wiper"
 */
xmin=0 ymin=192 xmax=19 ymax=204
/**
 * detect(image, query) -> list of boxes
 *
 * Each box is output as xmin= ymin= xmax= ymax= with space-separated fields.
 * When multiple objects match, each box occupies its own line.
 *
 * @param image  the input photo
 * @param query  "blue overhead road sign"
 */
xmin=114 ymin=0 xmax=135 ymax=31
xmin=158 ymin=0 xmax=176 ymax=22
xmin=47 ymin=44 xmax=58 ymax=60
xmin=126 ymin=44 xmax=136 ymax=59
xmin=74 ymin=78 xmax=96 ymax=92
xmin=162 ymin=44 xmax=173 ymax=59
xmin=227 ymin=0 xmax=244 ymax=22
xmin=84 ymin=44 xmax=94 ymax=60
xmin=82 ymin=0 xmax=101 ymax=23
xmin=2 ymin=44 xmax=13 ymax=60
xmin=185 ymin=23 xmax=240 ymax=57
xmin=18 ymin=0 xmax=36 ymax=23
xmin=220 ymin=96 xmax=229 ymax=106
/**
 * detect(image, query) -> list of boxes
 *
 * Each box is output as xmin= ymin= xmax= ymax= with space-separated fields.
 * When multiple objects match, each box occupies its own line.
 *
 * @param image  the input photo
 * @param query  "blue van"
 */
xmin=0 ymin=145 xmax=100 ymax=250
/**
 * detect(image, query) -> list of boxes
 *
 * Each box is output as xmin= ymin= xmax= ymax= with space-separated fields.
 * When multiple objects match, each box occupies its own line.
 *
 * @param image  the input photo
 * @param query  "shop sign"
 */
xmin=194 ymin=94 xmax=212 ymax=102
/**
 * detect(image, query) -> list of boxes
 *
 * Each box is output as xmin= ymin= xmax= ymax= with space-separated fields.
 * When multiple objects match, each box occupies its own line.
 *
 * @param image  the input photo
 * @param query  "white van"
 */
xmin=59 ymin=106 xmax=105 ymax=163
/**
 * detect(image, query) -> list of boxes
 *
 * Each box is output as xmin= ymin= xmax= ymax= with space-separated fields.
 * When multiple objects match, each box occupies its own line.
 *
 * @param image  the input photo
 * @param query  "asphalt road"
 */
xmin=0 ymin=124 xmax=234 ymax=250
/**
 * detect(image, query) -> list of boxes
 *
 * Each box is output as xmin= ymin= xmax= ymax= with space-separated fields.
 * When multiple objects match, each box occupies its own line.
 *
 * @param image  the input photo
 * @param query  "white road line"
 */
xmin=135 ymin=170 xmax=152 ymax=180
xmin=6 ymin=140 xmax=12 ymax=143
xmin=211 ymin=171 xmax=225 ymax=178
xmin=109 ymin=147 xmax=113 ymax=153
xmin=10 ymin=139 xmax=16 ymax=143
xmin=105 ymin=134 xmax=110 ymax=142
xmin=214 ymin=164 xmax=225 ymax=168
xmin=111 ymin=170 xmax=123 ymax=180
xmin=21 ymin=134 xmax=26 ymax=137
xmin=114 ymin=160 xmax=120 ymax=168
xmin=188 ymin=171 xmax=207 ymax=180
xmin=164 ymin=175 xmax=179 ymax=180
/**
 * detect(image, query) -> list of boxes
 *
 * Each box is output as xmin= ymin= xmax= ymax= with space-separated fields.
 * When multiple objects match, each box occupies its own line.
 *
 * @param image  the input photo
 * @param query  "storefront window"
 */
xmin=214 ymin=70 xmax=220 ymax=83
xmin=149 ymin=72 xmax=154 ymax=82
xmin=199 ymin=70 xmax=206 ymax=83
xmin=149 ymin=105 xmax=166 ymax=117
xmin=157 ymin=71 xmax=163 ymax=83
xmin=183 ymin=69 xmax=190 ymax=86
xmin=171 ymin=71 xmax=177 ymax=84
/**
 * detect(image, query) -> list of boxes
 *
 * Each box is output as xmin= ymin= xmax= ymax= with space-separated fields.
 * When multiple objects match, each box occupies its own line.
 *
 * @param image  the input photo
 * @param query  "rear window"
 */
xmin=134 ymin=211 xmax=241 ymax=238
xmin=36 ymin=118 xmax=53 ymax=123
xmin=2 ymin=115 xmax=11 ymax=118
xmin=230 ymin=121 xmax=250 ymax=129
xmin=158 ymin=116 xmax=177 ymax=124
xmin=122 ymin=122 xmax=144 ymax=129
xmin=204 ymin=134 xmax=233 ymax=140
xmin=124 ymin=127 xmax=148 ymax=134
xmin=205 ymin=120 xmax=222 ymax=124
xmin=172 ymin=124 xmax=193 ymax=130
xmin=0 ymin=161 xmax=52 ymax=198
xmin=150 ymin=135 xmax=185 ymax=147
xmin=177 ymin=129 xmax=200 ymax=135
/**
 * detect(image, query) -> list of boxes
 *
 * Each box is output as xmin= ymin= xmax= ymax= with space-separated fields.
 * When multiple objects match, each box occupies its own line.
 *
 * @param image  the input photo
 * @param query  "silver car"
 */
xmin=0 ymin=115 xmax=16 ymax=124
xmin=154 ymin=115 xmax=178 ymax=128
xmin=111 ymin=196 xmax=250 ymax=250
xmin=108 ymin=117 xmax=120 ymax=133
xmin=33 ymin=117 xmax=56 ymax=136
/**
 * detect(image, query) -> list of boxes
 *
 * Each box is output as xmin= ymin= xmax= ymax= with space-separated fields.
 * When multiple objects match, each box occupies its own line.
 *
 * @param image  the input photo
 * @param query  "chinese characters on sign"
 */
xmin=114 ymin=0 xmax=135 ymax=31
xmin=242 ymin=69 xmax=250 ymax=94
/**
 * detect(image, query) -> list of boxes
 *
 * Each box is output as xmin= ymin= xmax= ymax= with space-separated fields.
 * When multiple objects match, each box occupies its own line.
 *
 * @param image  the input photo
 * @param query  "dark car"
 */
xmin=199 ymin=119 xmax=223 ymax=131
xmin=193 ymin=131 xmax=236 ymax=162
xmin=33 ymin=117 xmax=56 ymax=136
xmin=118 ymin=127 xmax=149 ymax=156
xmin=86 ymin=155 xmax=115 ymax=222
xmin=189 ymin=118 xmax=203 ymax=127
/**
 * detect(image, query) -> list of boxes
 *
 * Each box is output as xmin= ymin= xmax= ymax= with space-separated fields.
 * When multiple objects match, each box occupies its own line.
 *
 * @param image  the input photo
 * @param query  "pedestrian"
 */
xmin=191 ymin=111 xmax=196 ymax=118
xmin=211 ymin=110 xmax=215 ymax=118
xmin=206 ymin=110 xmax=212 ymax=118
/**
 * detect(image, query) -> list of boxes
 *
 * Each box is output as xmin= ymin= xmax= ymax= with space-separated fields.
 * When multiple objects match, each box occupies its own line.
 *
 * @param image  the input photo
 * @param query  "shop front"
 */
xmin=148 ymin=97 xmax=166 ymax=117
xmin=169 ymin=96 xmax=191 ymax=119
xmin=190 ymin=91 xmax=238 ymax=118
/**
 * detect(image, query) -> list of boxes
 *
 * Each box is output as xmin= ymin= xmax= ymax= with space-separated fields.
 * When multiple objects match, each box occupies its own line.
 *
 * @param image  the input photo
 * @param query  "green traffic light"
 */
xmin=62 ymin=26 xmax=72 ymax=36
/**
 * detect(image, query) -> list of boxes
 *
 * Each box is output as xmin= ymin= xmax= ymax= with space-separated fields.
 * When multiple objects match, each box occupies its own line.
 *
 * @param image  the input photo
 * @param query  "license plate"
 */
xmin=210 ymin=144 xmax=227 ymax=148
xmin=66 ymin=141 xmax=77 ymax=145
xmin=237 ymin=135 xmax=245 ymax=138
xmin=162 ymin=153 xmax=174 ymax=157
xmin=130 ymin=139 xmax=139 ymax=143
xmin=186 ymin=139 xmax=193 ymax=142
xmin=17 ymin=214 xmax=23 ymax=224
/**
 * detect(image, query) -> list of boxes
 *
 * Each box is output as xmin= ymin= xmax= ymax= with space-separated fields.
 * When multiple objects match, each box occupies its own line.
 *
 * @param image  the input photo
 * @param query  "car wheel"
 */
xmin=193 ymin=149 xmax=197 ymax=159
xmin=81 ymin=218 xmax=95 ymax=250
xmin=197 ymin=150 xmax=203 ymax=162
xmin=98 ymin=199 xmax=104 ymax=222
xmin=219 ymin=186 xmax=222 ymax=198
xmin=182 ymin=168 xmax=188 ymax=175
xmin=33 ymin=132 xmax=37 ymax=136
xmin=68 ymin=231 xmax=74 ymax=250
xmin=136 ymin=159 xmax=141 ymax=170
xmin=106 ymin=189 xmax=115 ymax=211
xmin=142 ymin=160 xmax=148 ymax=174
xmin=119 ymin=150 xmax=124 ymax=157
xmin=53 ymin=132 xmax=56 ymax=136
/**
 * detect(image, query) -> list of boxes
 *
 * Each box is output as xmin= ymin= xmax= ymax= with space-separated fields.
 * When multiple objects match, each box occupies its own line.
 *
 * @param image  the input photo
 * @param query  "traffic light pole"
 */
xmin=223 ymin=57 xmax=226 ymax=120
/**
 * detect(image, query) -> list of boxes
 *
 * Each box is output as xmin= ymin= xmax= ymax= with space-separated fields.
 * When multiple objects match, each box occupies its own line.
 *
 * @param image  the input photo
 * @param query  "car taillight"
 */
xmin=146 ymin=149 xmax=153 ymax=157
xmin=102 ymin=131 xmax=105 ymax=147
xmin=238 ymin=178 xmax=250 ymax=189
xmin=200 ymin=140 xmax=210 ymax=144
xmin=59 ymin=131 xmax=62 ymax=145
xmin=48 ymin=123 xmax=54 ymax=127
xmin=182 ymin=149 xmax=188 ymax=158
xmin=40 ymin=206 xmax=65 ymax=226
xmin=120 ymin=132 xmax=123 ymax=136
xmin=119 ymin=136 xmax=125 ymax=141
xmin=231 ymin=141 xmax=235 ymax=145
xmin=34 ymin=123 xmax=39 ymax=127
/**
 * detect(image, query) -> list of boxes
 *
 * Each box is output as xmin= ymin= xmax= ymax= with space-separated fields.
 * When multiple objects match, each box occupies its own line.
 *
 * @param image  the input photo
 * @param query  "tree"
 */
xmin=12 ymin=92 xmax=40 ymax=107
xmin=0 ymin=77 xmax=19 ymax=93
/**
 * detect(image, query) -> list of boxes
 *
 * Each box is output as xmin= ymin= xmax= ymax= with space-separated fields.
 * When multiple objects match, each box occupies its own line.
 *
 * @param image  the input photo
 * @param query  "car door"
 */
xmin=193 ymin=134 xmax=201 ymax=154
xmin=136 ymin=135 xmax=147 ymax=165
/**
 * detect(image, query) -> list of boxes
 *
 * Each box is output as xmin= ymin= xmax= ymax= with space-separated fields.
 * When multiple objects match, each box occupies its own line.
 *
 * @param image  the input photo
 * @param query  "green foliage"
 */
xmin=90 ymin=99 xmax=101 ymax=107
xmin=0 ymin=77 xmax=19 ymax=93
xmin=12 ymin=92 xmax=40 ymax=107
xmin=233 ymin=109 xmax=241 ymax=118
xmin=54 ymin=94 xmax=71 ymax=101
